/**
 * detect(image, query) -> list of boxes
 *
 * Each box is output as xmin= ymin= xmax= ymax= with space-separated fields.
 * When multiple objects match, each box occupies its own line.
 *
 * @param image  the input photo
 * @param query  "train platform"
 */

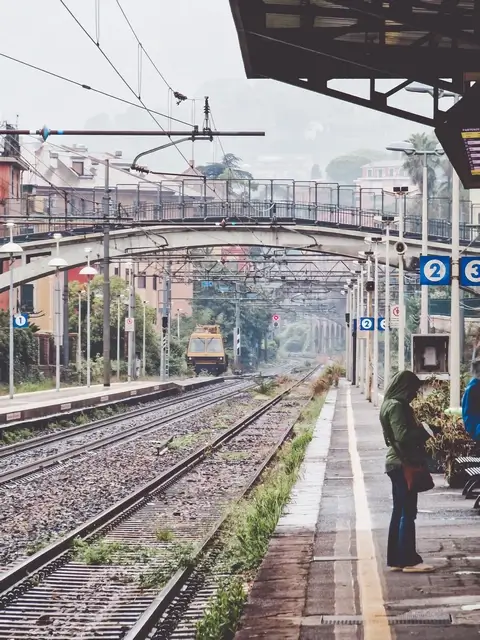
xmin=235 ymin=382 xmax=480 ymax=640
xmin=0 ymin=376 xmax=224 ymax=427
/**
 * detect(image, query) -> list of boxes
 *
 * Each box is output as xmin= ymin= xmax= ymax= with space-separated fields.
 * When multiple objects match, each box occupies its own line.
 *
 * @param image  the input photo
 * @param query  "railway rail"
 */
xmin=0 ymin=379 xmax=251 ymax=486
xmin=0 ymin=367 xmax=319 ymax=639
xmin=0 ymin=380 xmax=240 ymax=459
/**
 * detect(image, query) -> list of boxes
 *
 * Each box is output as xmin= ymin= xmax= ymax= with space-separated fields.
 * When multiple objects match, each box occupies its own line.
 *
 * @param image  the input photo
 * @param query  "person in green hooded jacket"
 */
xmin=379 ymin=370 xmax=434 ymax=573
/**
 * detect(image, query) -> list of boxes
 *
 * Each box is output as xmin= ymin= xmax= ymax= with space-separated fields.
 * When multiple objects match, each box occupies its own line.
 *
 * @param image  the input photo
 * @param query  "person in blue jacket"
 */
xmin=462 ymin=358 xmax=480 ymax=441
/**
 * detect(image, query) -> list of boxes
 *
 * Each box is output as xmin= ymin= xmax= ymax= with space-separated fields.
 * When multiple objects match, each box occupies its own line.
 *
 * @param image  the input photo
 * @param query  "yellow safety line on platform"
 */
xmin=347 ymin=387 xmax=391 ymax=640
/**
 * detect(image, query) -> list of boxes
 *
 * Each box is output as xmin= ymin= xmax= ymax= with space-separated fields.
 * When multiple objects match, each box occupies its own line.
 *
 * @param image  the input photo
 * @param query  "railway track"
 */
xmin=0 ymin=380 xmax=251 ymax=486
xmin=0 ymin=367 xmax=319 ymax=639
xmin=0 ymin=380 xmax=240 ymax=459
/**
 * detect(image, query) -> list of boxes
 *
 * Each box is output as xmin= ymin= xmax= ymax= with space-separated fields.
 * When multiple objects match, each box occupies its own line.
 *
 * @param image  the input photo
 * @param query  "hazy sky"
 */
xmin=0 ymin=1 xmax=438 ymax=176
xmin=0 ymin=0 xmax=244 ymax=126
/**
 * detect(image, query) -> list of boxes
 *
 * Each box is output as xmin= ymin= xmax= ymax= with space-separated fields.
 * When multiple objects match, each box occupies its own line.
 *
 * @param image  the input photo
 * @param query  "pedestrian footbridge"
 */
xmin=1 ymin=203 xmax=477 ymax=291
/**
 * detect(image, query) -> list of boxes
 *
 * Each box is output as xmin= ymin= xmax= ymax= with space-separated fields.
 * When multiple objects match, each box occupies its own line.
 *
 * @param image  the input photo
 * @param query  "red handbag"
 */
xmin=387 ymin=427 xmax=435 ymax=493
xmin=402 ymin=463 xmax=435 ymax=493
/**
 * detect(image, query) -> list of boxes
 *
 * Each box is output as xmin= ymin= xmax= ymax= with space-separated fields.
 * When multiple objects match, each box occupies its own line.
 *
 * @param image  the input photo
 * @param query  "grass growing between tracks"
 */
xmin=72 ymin=536 xmax=195 ymax=583
xmin=0 ymin=404 xmax=129 ymax=446
xmin=195 ymin=390 xmax=326 ymax=640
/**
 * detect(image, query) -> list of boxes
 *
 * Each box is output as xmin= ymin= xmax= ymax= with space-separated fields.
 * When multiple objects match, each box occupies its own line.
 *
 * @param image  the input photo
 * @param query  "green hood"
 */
xmin=383 ymin=370 xmax=422 ymax=404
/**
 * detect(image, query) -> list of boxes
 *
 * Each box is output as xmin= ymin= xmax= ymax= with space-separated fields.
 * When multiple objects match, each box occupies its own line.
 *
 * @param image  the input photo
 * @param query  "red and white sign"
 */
xmin=125 ymin=317 xmax=135 ymax=332
xmin=390 ymin=304 xmax=400 ymax=328
xmin=272 ymin=314 xmax=280 ymax=322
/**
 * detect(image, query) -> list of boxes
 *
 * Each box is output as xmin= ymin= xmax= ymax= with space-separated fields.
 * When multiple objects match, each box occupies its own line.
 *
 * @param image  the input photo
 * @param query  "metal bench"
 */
xmin=456 ymin=457 xmax=480 ymax=465
xmin=461 ymin=464 xmax=480 ymax=498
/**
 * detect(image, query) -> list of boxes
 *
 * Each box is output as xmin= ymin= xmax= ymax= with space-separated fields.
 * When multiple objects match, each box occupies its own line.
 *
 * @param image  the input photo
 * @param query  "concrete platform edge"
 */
xmin=0 ymin=377 xmax=225 ymax=428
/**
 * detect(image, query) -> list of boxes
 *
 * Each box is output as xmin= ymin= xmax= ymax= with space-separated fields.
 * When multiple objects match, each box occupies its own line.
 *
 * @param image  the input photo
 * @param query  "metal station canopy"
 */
xmin=229 ymin=0 xmax=480 ymax=125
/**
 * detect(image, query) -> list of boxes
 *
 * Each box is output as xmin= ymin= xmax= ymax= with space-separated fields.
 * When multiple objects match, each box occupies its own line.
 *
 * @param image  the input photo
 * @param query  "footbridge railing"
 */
xmin=1 ymin=200 xmax=477 ymax=248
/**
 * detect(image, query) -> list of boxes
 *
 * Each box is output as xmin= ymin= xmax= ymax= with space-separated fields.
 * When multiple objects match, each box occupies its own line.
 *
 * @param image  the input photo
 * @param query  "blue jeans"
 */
xmin=387 ymin=468 xmax=423 ymax=568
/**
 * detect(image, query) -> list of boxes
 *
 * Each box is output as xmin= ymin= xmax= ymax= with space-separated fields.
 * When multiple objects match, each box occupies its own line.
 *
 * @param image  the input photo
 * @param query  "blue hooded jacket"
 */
xmin=462 ymin=377 xmax=480 ymax=441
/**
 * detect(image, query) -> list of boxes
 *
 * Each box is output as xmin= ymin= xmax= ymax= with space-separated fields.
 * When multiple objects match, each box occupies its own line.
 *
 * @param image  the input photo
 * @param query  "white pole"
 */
xmin=142 ymin=301 xmax=146 ymax=377
xmin=86 ymin=275 xmax=91 ymax=388
xmin=351 ymin=284 xmax=357 ymax=383
xmin=450 ymin=154 xmax=461 ymax=409
xmin=77 ymin=292 xmax=82 ymax=373
xmin=384 ymin=223 xmax=391 ymax=387
xmin=8 ymin=252 xmax=14 ymax=399
xmin=345 ymin=290 xmax=350 ymax=378
xmin=398 ymin=199 xmax=406 ymax=371
xmin=373 ymin=248 xmax=379 ymax=405
xmin=177 ymin=310 xmax=180 ymax=340
xmin=359 ymin=266 xmax=365 ymax=393
xmin=55 ymin=269 xmax=61 ymax=392
xmin=365 ymin=255 xmax=373 ymax=401
xmin=117 ymin=297 xmax=121 ymax=381
xmin=420 ymin=153 xmax=429 ymax=334
xmin=358 ymin=269 xmax=364 ymax=390
xmin=127 ymin=267 xmax=133 ymax=383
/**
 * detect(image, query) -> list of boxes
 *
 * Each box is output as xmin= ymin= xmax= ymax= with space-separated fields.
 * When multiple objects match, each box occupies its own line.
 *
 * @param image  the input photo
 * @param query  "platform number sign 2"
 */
xmin=460 ymin=257 xmax=480 ymax=286
xmin=359 ymin=317 xmax=374 ymax=331
xmin=419 ymin=256 xmax=451 ymax=286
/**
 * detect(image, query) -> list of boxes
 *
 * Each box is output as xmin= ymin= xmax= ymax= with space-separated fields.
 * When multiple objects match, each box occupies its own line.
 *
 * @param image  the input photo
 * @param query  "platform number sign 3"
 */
xmin=460 ymin=257 xmax=480 ymax=286
xmin=419 ymin=256 xmax=451 ymax=286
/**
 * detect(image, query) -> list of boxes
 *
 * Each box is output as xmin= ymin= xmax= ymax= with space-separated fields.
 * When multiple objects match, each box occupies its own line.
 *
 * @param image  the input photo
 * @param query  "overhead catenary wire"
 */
xmin=0 ymin=52 xmax=192 ymax=127
xmin=59 ymin=1 xmax=223 ymax=200
xmin=114 ymin=0 xmax=174 ymax=93
xmin=59 ymin=1 xmax=197 ymax=168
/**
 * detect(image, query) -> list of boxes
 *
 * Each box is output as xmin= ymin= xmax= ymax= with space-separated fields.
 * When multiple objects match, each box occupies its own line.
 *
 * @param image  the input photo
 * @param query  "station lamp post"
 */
xmin=365 ymin=236 xmax=383 ymax=405
xmin=386 ymin=141 xmax=444 ymax=335
xmin=360 ymin=248 xmax=375 ymax=401
xmin=374 ymin=215 xmax=399 ymax=387
xmin=405 ymin=83 xmax=461 ymax=409
xmin=48 ymin=234 xmax=68 ymax=392
xmin=355 ymin=257 xmax=367 ymax=392
xmin=342 ymin=284 xmax=351 ymax=377
xmin=79 ymin=248 xmax=98 ymax=388
xmin=0 ymin=222 xmax=23 ymax=399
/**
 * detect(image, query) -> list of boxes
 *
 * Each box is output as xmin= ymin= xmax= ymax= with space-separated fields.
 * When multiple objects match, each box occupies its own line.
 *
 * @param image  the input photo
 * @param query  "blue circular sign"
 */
xmin=423 ymin=258 xmax=447 ymax=283
xmin=13 ymin=313 xmax=29 ymax=328
xmin=360 ymin=317 xmax=374 ymax=331
xmin=461 ymin=258 xmax=480 ymax=285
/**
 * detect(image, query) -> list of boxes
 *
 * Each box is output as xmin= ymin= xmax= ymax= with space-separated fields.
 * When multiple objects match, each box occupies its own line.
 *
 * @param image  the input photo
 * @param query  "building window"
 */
xmin=114 ymin=267 xmax=119 ymax=276
xmin=125 ymin=268 xmax=130 ymax=283
xmin=367 ymin=169 xmax=373 ymax=177
xmin=20 ymin=284 xmax=34 ymax=313
xmin=137 ymin=275 xmax=147 ymax=289
xmin=389 ymin=168 xmax=395 ymax=176
xmin=72 ymin=161 xmax=84 ymax=176
xmin=153 ymin=276 xmax=158 ymax=290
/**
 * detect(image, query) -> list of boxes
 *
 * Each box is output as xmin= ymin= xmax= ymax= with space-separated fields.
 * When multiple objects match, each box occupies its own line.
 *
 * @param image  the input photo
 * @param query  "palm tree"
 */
xmin=196 ymin=154 xmax=253 ymax=181
xmin=402 ymin=133 xmax=441 ymax=199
